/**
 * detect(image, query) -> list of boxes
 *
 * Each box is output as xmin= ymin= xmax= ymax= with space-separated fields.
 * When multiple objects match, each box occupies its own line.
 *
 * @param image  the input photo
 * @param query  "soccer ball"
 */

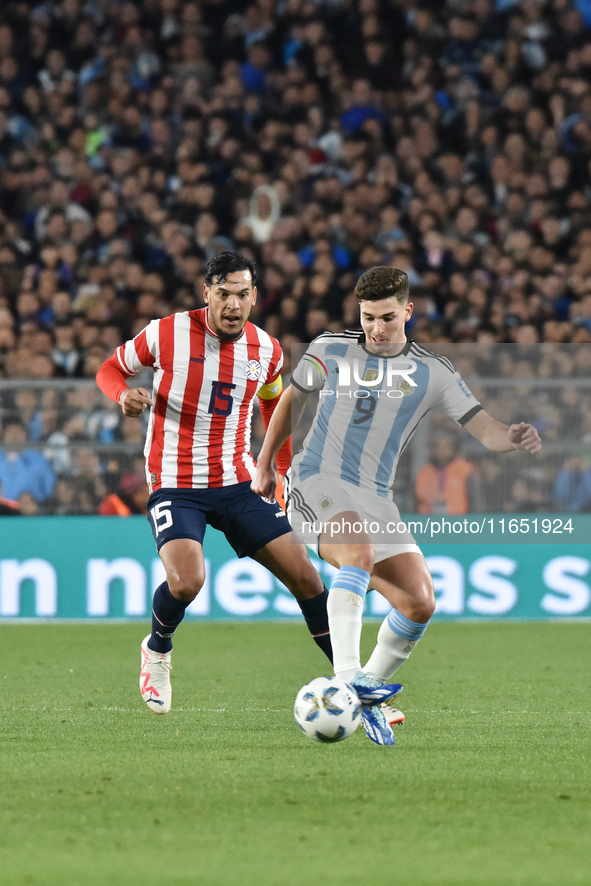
xmin=294 ymin=676 xmax=362 ymax=743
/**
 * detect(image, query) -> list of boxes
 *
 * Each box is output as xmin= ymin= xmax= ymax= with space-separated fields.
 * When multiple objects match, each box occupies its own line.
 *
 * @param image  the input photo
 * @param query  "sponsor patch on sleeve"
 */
xmin=456 ymin=377 xmax=472 ymax=398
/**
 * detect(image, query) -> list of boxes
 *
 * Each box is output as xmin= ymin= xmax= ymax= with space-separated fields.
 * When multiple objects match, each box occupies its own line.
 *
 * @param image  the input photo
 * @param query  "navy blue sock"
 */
xmin=148 ymin=582 xmax=190 ymax=653
xmin=298 ymin=586 xmax=333 ymax=664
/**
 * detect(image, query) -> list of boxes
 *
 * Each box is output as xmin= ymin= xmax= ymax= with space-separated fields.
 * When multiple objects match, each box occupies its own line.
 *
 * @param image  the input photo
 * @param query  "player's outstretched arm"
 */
xmin=252 ymin=385 xmax=307 ymax=499
xmin=464 ymin=410 xmax=542 ymax=453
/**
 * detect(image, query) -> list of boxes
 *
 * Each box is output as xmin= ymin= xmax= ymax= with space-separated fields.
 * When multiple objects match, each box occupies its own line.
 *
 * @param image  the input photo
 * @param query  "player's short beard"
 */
xmin=209 ymin=310 xmax=245 ymax=340
xmin=216 ymin=319 xmax=244 ymax=341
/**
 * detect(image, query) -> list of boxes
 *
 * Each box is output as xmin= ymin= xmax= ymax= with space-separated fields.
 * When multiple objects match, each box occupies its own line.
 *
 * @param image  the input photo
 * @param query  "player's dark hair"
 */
xmin=354 ymin=266 xmax=409 ymax=303
xmin=204 ymin=252 xmax=257 ymax=287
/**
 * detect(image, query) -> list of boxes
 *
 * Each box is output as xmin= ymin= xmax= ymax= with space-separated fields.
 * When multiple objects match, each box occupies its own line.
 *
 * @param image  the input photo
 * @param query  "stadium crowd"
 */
xmin=0 ymin=0 xmax=591 ymax=515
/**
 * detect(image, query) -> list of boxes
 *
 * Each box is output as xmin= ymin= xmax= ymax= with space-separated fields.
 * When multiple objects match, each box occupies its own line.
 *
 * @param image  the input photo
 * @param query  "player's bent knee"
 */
xmin=408 ymin=580 xmax=436 ymax=622
xmin=346 ymin=546 xmax=375 ymax=575
xmin=167 ymin=570 xmax=205 ymax=603
xmin=168 ymin=582 xmax=203 ymax=603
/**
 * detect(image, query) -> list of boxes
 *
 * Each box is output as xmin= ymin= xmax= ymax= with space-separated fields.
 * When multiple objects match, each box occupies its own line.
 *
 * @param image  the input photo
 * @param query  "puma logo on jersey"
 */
xmin=190 ymin=354 xmax=206 ymax=364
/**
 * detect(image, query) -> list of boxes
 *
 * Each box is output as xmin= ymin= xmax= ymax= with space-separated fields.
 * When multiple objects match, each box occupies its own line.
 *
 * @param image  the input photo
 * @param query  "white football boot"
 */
xmin=140 ymin=635 xmax=172 ymax=714
xmin=381 ymin=703 xmax=405 ymax=726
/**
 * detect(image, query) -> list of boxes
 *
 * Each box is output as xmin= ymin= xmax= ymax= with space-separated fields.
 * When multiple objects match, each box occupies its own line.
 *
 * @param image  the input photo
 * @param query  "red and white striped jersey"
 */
xmin=115 ymin=308 xmax=283 ymax=491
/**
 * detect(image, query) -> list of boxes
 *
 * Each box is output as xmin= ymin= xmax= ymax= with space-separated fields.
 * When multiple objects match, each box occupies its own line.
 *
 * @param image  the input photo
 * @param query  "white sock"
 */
xmin=363 ymin=609 xmax=429 ymax=681
xmin=326 ymin=566 xmax=370 ymax=682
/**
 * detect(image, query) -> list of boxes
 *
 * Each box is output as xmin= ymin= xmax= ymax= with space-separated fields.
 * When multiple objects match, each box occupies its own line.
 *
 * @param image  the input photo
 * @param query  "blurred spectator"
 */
xmin=0 ymin=421 xmax=56 ymax=502
xmin=0 ymin=480 xmax=20 ymax=515
xmin=503 ymin=475 xmax=551 ymax=513
xmin=51 ymin=319 xmax=82 ymax=376
xmin=554 ymin=454 xmax=591 ymax=512
xmin=98 ymin=471 xmax=150 ymax=516
xmin=415 ymin=431 xmax=481 ymax=514
xmin=46 ymin=476 xmax=78 ymax=515
xmin=70 ymin=447 xmax=107 ymax=509
xmin=241 ymin=185 xmax=281 ymax=244
xmin=477 ymin=454 xmax=508 ymax=513
xmin=18 ymin=490 xmax=40 ymax=515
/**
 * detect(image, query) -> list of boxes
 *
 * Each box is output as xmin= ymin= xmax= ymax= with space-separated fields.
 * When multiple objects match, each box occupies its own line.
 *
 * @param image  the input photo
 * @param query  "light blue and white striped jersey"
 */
xmin=290 ymin=332 xmax=482 ymax=499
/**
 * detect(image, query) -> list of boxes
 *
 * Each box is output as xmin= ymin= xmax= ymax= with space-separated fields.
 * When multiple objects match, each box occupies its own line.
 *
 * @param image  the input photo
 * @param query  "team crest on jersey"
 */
xmin=395 ymin=378 xmax=414 ymax=395
xmin=318 ymin=495 xmax=333 ymax=511
xmin=364 ymin=369 xmax=380 ymax=382
xmin=245 ymin=359 xmax=262 ymax=380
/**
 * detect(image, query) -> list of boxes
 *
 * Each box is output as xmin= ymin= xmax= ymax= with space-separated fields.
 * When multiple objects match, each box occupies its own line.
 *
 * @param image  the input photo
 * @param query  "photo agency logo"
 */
xmin=303 ymin=352 xmax=418 ymax=399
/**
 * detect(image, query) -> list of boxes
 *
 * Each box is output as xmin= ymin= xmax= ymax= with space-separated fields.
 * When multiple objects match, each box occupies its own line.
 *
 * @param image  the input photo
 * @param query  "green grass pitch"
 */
xmin=1 ymin=621 xmax=590 ymax=886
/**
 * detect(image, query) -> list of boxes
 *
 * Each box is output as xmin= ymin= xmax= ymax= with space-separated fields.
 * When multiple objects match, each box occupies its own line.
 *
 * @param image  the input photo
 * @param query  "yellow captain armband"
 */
xmin=258 ymin=376 xmax=283 ymax=400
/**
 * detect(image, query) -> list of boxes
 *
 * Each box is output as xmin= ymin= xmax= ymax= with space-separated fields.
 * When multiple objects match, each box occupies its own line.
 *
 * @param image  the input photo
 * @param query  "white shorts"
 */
xmin=287 ymin=473 xmax=421 ymax=564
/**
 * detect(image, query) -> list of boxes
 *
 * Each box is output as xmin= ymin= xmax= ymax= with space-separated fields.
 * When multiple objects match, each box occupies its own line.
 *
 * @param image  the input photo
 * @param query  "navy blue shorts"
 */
xmin=147 ymin=483 xmax=291 ymax=558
